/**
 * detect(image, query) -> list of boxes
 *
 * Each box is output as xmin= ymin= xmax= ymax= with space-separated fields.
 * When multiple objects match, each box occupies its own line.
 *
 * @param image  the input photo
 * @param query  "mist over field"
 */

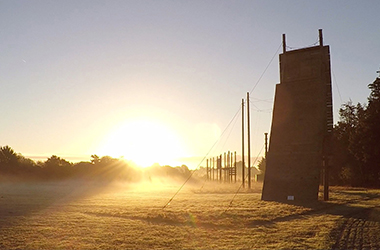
xmin=1 ymin=178 xmax=380 ymax=249
xmin=0 ymin=145 xmax=380 ymax=249
xmin=1 ymin=0 xmax=380 ymax=248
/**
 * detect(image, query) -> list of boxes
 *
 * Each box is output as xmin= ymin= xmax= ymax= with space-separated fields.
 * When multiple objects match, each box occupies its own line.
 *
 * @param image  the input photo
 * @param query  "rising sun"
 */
xmin=96 ymin=118 xmax=186 ymax=167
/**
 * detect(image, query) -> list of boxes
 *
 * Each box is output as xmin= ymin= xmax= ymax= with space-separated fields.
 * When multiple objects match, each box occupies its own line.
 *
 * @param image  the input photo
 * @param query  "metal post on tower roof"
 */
xmin=319 ymin=29 xmax=323 ymax=47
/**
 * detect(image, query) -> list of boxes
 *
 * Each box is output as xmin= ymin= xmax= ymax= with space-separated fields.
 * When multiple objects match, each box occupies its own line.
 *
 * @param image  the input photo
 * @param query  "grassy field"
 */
xmin=1 ymin=179 xmax=380 ymax=249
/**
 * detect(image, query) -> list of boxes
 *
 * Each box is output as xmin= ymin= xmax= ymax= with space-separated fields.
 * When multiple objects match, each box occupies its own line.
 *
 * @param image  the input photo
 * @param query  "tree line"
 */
xmin=0 ymin=146 xmax=191 ymax=182
xmin=257 ymin=77 xmax=380 ymax=188
xmin=2 ymin=77 xmax=379 ymax=187
xmin=331 ymin=76 xmax=380 ymax=187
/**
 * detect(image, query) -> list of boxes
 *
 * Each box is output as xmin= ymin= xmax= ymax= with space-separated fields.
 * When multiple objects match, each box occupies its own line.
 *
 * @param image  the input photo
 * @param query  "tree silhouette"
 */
xmin=0 ymin=146 xmax=39 ymax=179
xmin=90 ymin=154 xmax=100 ymax=165
xmin=362 ymin=77 xmax=380 ymax=186
xmin=43 ymin=155 xmax=73 ymax=179
xmin=333 ymin=77 xmax=380 ymax=187
xmin=0 ymin=145 xmax=18 ymax=166
xmin=257 ymin=158 xmax=266 ymax=174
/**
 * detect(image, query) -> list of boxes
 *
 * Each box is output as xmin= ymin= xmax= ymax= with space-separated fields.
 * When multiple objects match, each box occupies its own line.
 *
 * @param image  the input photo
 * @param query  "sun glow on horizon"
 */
xmin=96 ymin=118 xmax=187 ymax=168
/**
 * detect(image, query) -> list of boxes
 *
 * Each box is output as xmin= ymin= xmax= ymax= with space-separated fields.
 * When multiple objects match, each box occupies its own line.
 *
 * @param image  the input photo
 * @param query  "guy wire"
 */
xmin=162 ymin=105 xmax=242 ymax=209
xmin=163 ymin=41 xmax=282 ymax=210
xmin=223 ymin=143 xmax=265 ymax=214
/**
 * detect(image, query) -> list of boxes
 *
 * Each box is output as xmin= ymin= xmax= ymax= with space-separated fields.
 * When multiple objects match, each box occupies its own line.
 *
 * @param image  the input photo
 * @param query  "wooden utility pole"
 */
xmin=230 ymin=151 xmax=233 ymax=182
xmin=241 ymin=98 xmax=245 ymax=188
xmin=234 ymin=151 xmax=237 ymax=183
xmin=247 ymin=92 xmax=251 ymax=189
xmin=223 ymin=152 xmax=226 ymax=182
xmin=206 ymin=159 xmax=209 ymax=180
xmin=212 ymin=157 xmax=215 ymax=180
xmin=227 ymin=151 xmax=231 ymax=182
xmin=219 ymin=154 xmax=222 ymax=183
xmin=231 ymin=151 xmax=233 ymax=182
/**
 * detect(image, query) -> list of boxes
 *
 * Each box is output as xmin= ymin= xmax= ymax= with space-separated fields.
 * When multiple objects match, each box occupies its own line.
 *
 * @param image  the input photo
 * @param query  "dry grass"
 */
xmin=1 ymin=180 xmax=380 ymax=249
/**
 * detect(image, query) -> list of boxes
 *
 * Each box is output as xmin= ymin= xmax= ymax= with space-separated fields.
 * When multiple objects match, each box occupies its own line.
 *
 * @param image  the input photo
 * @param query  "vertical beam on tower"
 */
xmin=320 ymin=28 xmax=331 ymax=201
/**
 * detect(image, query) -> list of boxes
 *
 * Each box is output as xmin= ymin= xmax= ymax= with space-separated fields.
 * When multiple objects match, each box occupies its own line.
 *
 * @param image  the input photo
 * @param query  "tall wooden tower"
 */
xmin=261 ymin=29 xmax=333 ymax=202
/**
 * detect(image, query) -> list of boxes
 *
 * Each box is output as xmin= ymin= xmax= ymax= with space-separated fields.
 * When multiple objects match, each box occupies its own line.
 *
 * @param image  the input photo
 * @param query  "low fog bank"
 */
xmin=0 ymin=163 xmax=205 ymax=217
xmin=0 ymin=146 xmax=206 ymax=188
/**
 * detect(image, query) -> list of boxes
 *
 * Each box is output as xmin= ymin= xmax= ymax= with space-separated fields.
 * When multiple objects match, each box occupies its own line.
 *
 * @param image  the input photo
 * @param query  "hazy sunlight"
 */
xmin=97 ymin=119 xmax=186 ymax=167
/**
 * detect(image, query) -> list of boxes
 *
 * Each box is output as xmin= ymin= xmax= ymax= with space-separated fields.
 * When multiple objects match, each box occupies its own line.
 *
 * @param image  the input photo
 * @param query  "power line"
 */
xmin=251 ymin=97 xmax=273 ymax=103
xmin=249 ymin=98 xmax=273 ymax=113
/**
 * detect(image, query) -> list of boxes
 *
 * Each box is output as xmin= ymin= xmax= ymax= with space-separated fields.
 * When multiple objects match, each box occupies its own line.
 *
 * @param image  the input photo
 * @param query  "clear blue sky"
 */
xmin=1 ymin=1 xmax=379 ymax=168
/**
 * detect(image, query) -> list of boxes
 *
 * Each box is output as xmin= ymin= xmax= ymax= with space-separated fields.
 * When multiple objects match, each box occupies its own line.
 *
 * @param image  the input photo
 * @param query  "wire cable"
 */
xmin=286 ymin=37 xmax=319 ymax=50
xmin=223 ymin=143 xmax=264 ymax=214
xmin=163 ymin=41 xmax=283 ymax=210
xmin=199 ymin=107 xmax=242 ymax=191
xmin=219 ymin=110 xmax=241 ymax=152
xmin=162 ymin=105 xmax=242 ymax=210
xmin=250 ymin=42 xmax=282 ymax=94
xmin=332 ymin=68 xmax=343 ymax=104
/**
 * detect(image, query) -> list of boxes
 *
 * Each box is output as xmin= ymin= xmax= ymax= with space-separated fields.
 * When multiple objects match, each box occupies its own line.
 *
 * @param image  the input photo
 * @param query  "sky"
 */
xmin=1 ymin=0 xmax=379 ymax=168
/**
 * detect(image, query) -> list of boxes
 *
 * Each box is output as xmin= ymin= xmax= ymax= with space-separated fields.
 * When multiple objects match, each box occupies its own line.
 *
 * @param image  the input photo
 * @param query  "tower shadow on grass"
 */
xmin=249 ymin=188 xmax=380 ymax=228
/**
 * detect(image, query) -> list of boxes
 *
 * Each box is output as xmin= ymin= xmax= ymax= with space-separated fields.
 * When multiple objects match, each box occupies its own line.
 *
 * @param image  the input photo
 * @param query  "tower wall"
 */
xmin=261 ymin=45 xmax=332 ymax=202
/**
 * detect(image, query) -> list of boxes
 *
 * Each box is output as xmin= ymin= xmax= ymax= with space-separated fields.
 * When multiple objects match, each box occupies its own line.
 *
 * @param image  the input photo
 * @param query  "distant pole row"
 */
xmin=206 ymin=151 xmax=237 ymax=183
xmin=205 ymin=150 xmax=260 ymax=187
xmin=205 ymin=92 xmax=261 ymax=188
